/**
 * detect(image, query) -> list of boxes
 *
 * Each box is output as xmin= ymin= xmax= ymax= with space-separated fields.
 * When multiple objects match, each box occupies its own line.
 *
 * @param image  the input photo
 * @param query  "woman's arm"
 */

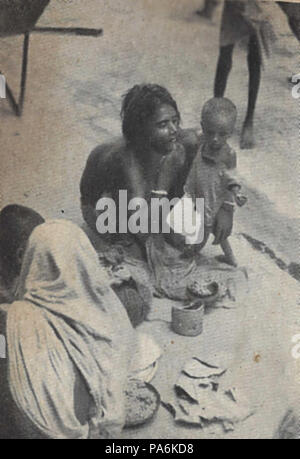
xmin=80 ymin=141 xmax=125 ymax=231
xmin=80 ymin=143 xmax=121 ymax=207
xmin=157 ymin=143 xmax=187 ymax=194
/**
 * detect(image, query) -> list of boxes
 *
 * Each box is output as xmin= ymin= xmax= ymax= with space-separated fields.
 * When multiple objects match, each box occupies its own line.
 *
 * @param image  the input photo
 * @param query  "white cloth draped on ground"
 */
xmin=165 ymin=357 xmax=254 ymax=432
xmin=6 ymin=220 xmax=137 ymax=439
xmin=146 ymin=235 xmax=248 ymax=302
xmin=130 ymin=333 xmax=162 ymax=383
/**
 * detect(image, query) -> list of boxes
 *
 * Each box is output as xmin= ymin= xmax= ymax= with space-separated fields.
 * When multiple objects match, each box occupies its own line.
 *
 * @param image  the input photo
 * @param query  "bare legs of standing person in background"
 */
xmin=214 ymin=43 xmax=234 ymax=98
xmin=214 ymin=34 xmax=261 ymax=149
xmin=242 ymin=34 xmax=261 ymax=149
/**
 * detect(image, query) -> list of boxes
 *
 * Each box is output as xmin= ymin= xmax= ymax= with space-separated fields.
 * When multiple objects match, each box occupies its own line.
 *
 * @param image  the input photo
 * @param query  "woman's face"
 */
xmin=146 ymin=104 xmax=180 ymax=155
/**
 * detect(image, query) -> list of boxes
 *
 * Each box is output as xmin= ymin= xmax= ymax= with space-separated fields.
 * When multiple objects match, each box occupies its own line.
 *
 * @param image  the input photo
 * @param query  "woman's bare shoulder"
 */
xmin=88 ymin=137 xmax=128 ymax=165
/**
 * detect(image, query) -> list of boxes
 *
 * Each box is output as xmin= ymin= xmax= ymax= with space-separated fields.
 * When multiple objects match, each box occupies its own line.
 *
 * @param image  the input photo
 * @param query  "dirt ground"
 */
xmin=0 ymin=0 xmax=299 ymax=266
xmin=0 ymin=0 xmax=299 ymax=439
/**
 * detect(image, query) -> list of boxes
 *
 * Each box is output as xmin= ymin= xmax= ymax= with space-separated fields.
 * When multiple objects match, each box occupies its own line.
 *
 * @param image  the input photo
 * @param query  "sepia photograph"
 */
xmin=0 ymin=0 xmax=299 ymax=440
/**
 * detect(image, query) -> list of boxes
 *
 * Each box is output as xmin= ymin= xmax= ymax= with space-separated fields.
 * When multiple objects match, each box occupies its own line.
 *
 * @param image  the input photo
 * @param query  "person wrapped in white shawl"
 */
xmin=4 ymin=220 xmax=137 ymax=439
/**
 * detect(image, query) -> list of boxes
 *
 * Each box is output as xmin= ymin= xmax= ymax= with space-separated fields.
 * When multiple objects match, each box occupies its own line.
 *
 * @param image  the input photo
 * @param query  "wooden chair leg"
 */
xmin=5 ymin=32 xmax=30 ymax=116
xmin=3 ymin=26 xmax=102 ymax=116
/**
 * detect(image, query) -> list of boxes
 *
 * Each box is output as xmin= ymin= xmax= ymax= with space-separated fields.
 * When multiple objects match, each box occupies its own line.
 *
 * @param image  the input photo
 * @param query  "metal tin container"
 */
xmin=172 ymin=301 xmax=204 ymax=337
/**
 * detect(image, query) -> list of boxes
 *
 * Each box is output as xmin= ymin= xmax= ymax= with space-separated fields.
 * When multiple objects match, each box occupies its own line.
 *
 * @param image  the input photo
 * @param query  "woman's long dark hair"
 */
xmin=121 ymin=84 xmax=180 ymax=145
xmin=0 ymin=205 xmax=44 ymax=283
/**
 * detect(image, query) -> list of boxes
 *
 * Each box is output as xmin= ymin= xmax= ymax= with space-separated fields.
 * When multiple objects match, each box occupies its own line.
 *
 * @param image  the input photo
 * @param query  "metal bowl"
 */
xmin=186 ymin=281 xmax=219 ymax=306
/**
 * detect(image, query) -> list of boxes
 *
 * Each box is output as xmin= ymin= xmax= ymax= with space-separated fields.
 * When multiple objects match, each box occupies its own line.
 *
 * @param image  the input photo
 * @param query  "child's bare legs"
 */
xmin=217 ymin=238 xmax=237 ymax=267
xmin=241 ymin=34 xmax=261 ymax=149
xmin=181 ymin=225 xmax=237 ymax=266
xmin=181 ymin=227 xmax=210 ymax=259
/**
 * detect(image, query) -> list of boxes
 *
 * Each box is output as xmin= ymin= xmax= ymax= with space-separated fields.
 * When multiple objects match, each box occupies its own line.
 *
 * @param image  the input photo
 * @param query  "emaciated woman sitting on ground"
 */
xmin=80 ymin=83 xmax=233 ymax=253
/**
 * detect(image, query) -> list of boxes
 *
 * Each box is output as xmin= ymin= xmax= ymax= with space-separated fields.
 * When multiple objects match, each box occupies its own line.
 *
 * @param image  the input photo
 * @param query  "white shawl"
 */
xmin=6 ymin=220 xmax=136 ymax=439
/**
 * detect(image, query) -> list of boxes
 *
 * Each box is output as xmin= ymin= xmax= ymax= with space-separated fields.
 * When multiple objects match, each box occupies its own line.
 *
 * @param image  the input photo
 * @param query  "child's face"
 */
xmin=146 ymin=104 xmax=180 ymax=155
xmin=201 ymin=114 xmax=235 ymax=152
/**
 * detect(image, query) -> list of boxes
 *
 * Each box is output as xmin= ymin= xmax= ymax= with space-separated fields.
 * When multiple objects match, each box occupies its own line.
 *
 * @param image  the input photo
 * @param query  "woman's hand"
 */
xmin=212 ymin=207 xmax=233 ymax=245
